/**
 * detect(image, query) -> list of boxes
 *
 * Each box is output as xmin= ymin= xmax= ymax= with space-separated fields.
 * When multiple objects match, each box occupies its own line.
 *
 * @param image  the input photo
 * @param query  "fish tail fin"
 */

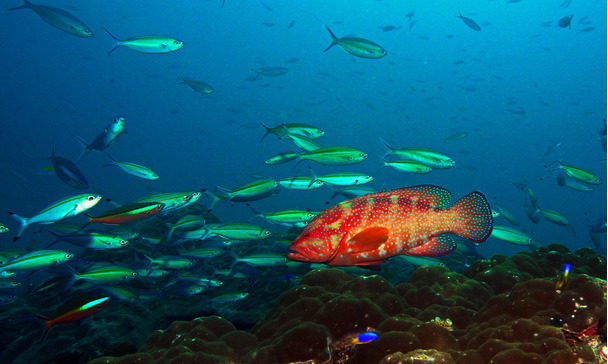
xmin=204 ymin=190 xmax=222 ymax=210
xmin=307 ymin=166 xmax=320 ymax=187
xmin=103 ymin=27 xmax=120 ymax=55
xmin=323 ymin=25 xmax=338 ymax=52
xmin=378 ymin=137 xmax=395 ymax=158
xmin=63 ymin=265 xmax=81 ymax=290
xmin=449 ymin=191 xmax=493 ymax=243
xmin=7 ymin=0 xmax=30 ymax=11
xmin=456 ymin=10 xmax=462 ymax=18
xmin=35 ymin=315 xmax=52 ymax=342
xmin=259 ymin=122 xmax=272 ymax=143
xmin=74 ymin=136 xmax=91 ymax=162
xmin=103 ymin=153 xmax=117 ymax=168
xmin=8 ymin=212 xmax=28 ymax=242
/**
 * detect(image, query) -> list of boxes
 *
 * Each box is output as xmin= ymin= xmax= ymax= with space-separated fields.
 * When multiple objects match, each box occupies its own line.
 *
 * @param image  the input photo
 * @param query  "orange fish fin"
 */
xmin=347 ymin=227 xmax=389 ymax=253
xmin=405 ymin=234 xmax=455 ymax=257
xmin=449 ymin=191 xmax=493 ymax=242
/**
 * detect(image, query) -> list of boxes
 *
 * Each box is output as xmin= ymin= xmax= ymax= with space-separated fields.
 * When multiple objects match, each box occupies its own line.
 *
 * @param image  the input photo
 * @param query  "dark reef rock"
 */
xmin=86 ymin=244 xmax=606 ymax=364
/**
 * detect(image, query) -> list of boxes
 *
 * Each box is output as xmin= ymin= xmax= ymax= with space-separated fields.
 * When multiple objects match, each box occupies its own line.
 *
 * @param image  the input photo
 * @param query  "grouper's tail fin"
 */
xmin=450 ymin=191 xmax=493 ymax=243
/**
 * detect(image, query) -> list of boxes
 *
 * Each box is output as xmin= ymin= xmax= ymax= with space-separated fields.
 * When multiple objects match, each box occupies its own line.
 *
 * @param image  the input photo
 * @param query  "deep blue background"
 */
xmin=0 ymin=0 xmax=605 ymax=258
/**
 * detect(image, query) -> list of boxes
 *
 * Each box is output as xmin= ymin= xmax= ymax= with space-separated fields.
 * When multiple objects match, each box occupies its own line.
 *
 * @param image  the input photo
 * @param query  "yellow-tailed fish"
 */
xmin=555 ymin=172 xmax=594 ymax=192
xmin=8 ymin=194 xmax=101 ymax=241
xmin=230 ymin=252 xmax=288 ymax=267
xmin=76 ymin=116 xmax=126 ymax=161
xmin=134 ymin=191 xmax=201 ymax=213
xmin=297 ymin=146 xmax=368 ymax=166
xmin=145 ymin=255 xmax=195 ymax=270
xmin=555 ymin=263 xmax=571 ymax=290
xmin=179 ymin=75 xmax=214 ymax=94
xmin=249 ymin=208 xmax=317 ymax=227
xmin=208 ymin=292 xmax=248 ymax=303
xmin=324 ymin=25 xmax=386 ymax=59
xmin=46 ymin=231 xmax=128 ymax=250
xmin=397 ymin=255 xmax=445 ymax=267
xmin=207 ymin=178 xmax=279 ymax=209
xmin=260 ymin=123 xmax=324 ymax=141
xmin=265 ymin=152 xmax=297 ymax=165
xmin=538 ymin=208 xmax=569 ymax=226
xmin=312 ymin=171 xmax=374 ymax=186
xmin=329 ymin=186 xmax=376 ymax=200
xmin=206 ymin=223 xmax=272 ymax=240
xmin=380 ymin=158 xmax=432 ymax=174
xmin=494 ymin=206 xmax=520 ymax=226
xmin=282 ymin=133 xmax=322 ymax=152
xmin=279 ymin=177 xmax=325 ymax=190
xmin=0 ymin=250 xmax=73 ymax=273
xmin=554 ymin=161 xmax=601 ymax=185
xmin=67 ymin=265 xmax=138 ymax=287
xmin=104 ymin=154 xmax=158 ymax=180
xmin=538 ymin=208 xmax=575 ymax=236
xmin=8 ymin=0 xmax=93 ymax=37
xmin=490 ymin=226 xmax=534 ymax=246
xmin=165 ymin=214 xmax=205 ymax=241
xmin=379 ymin=139 xmax=455 ymax=168
xmin=104 ymin=28 xmax=183 ymax=55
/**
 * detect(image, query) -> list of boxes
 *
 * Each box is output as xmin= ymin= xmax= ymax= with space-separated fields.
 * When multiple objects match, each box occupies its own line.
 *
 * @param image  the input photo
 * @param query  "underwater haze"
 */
xmin=0 ymin=0 xmax=606 ymax=362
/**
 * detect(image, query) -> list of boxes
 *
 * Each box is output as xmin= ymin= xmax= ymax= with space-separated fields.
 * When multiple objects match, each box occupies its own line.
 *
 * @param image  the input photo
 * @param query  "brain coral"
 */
xmin=88 ymin=244 xmax=606 ymax=364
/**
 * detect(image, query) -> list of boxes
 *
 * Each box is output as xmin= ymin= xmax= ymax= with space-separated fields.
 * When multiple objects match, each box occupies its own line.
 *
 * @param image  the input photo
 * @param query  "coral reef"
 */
xmin=87 ymin=244 xmax=606 ymax=364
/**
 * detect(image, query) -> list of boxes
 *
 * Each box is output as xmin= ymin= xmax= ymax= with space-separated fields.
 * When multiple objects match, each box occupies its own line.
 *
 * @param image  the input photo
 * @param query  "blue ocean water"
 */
xmin=0 ymin=0 xmax=605 ymax=361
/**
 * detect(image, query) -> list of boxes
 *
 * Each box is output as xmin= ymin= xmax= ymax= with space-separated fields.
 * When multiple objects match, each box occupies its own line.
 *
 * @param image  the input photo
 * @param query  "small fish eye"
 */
xmin=175 ymin=41 xmax=181 ymax=45
xmin=162 ymin=44 xmax=167 ymax=48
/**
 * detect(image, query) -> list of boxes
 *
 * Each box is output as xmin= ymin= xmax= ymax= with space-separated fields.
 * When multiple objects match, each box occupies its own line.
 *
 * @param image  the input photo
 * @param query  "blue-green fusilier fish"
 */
xmin=457 ymin=11 xmax=481 ymax=31
xmin=0 ymin=250 xmax=73 ymax=273
xmin=75 ymin=116 xmax=126 ymax=161
xmin=324 ymin=25 xmax=387 ymax=59
xmin=104 ymin=28 xmax=184 ymax=55
xmin=104 ymin=154 xmax=159 ymax=180
xmin=8 ymin=0 xmax=93 ymax=37
xmin=49 ymin=148 xmax=88 ymax=189
xmin=46 ymin=231 xmax=129 ymax=250
xmin=206 ymin=178 xmax=279 ymax=209
xmin=8 ymin=194 xmax=101 ymax=241
xmin=179 ymin=75 xmax=214 ymax=94
xmin=297 ymin=146 xmax=368 ymax=166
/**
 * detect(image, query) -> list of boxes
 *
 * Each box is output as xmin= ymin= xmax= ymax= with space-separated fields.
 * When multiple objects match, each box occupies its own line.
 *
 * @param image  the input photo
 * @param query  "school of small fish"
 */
xmin=0 ymin=0 xmax=604 ymax=347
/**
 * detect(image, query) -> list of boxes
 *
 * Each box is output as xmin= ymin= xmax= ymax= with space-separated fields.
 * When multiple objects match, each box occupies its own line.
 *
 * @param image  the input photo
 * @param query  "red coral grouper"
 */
xmin=287 ymin=185 xmax=492 ymax=266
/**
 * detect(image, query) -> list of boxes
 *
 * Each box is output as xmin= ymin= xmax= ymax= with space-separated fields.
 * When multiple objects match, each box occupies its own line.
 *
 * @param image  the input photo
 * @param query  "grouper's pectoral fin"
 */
xmin=327 ymin=227 xmax=389 ymax=266
xmin=405 ymin=234 xmax=456 ymax=257
xmin=346 ymin=227 xmax=389 ymax=253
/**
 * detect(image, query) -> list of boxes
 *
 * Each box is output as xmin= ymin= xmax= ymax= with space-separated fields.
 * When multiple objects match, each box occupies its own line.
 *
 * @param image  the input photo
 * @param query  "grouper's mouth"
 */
xmin=286 ymin=248 xmax=311 ymax=262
